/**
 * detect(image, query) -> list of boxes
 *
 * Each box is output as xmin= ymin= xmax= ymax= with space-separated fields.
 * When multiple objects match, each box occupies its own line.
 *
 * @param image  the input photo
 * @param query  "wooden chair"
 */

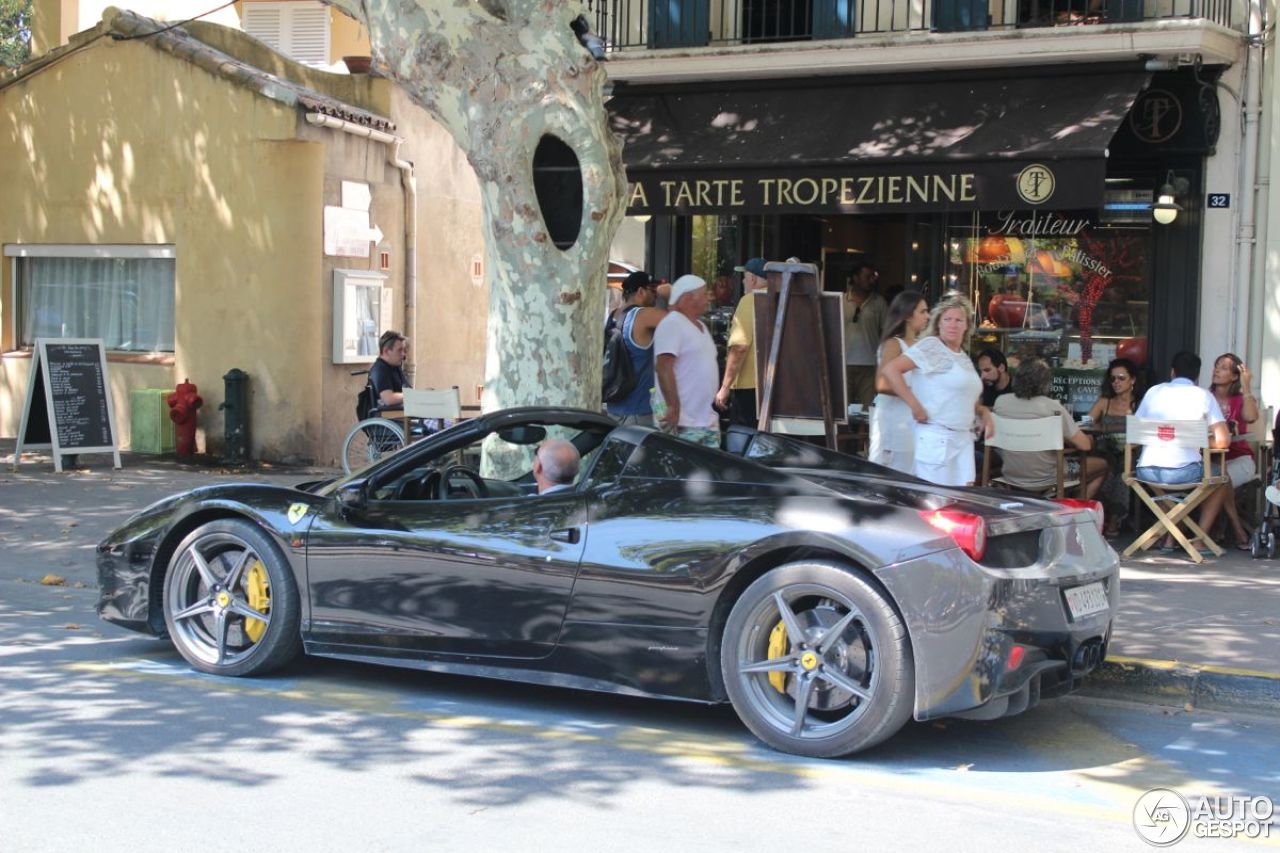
xmin=1121 ymin=415 xmax=1229 ymax=564
xmin=383 ymin=388 xmax=463 ymax=439
xmin=980 ymin=414 xmax=1079 ymax=499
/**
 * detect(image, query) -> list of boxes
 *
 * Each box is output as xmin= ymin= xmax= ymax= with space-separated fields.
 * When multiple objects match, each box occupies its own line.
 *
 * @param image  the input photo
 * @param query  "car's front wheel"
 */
xmin=721 ymin=561 xmax=914 ymax=758
xmin=162 ymin=519 xmax=302 ymax=676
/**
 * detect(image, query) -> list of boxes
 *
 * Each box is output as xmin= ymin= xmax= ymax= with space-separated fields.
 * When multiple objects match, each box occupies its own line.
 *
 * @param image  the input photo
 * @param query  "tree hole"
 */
xmin=532 ymin=135 xmax=583 ymax=251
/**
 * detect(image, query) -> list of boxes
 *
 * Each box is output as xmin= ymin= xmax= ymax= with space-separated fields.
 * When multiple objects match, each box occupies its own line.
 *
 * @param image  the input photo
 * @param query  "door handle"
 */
xmin=549 ymin=527 xmax=581 ymax=544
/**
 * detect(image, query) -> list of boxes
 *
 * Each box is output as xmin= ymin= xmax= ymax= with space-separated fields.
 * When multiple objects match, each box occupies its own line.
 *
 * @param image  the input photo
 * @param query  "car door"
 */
xmin=305 ymin=489 xmax=587 ymax=659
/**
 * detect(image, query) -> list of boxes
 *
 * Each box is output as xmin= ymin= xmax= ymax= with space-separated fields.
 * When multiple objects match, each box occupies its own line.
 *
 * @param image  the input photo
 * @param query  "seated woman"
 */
xmin=993 ymin=359 xmax=1108 ymax=499
xmin=1085 ymin=358 xmax=1143 ymax=536
xmin=1199 ymin=353 xmax=1259 ymax=550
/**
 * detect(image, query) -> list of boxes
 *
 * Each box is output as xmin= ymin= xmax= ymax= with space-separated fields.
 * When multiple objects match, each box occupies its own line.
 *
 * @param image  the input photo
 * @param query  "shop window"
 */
xmin=948 ymin=213 xmax=1151 ymax=415
xmin=8 ymin=246 xmax=176 ymax=353
xmin=241 ymin=1 xmax=331 ymax=68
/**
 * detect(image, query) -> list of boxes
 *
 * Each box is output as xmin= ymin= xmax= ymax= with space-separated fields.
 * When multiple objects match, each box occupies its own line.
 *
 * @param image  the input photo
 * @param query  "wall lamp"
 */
xmin=1153 ymin=171 xmax=1191 ymax=225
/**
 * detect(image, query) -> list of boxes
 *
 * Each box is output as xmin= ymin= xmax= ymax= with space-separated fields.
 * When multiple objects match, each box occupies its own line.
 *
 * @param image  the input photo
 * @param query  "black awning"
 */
xmin=609 ymin=68 xmax=1150 ymax=215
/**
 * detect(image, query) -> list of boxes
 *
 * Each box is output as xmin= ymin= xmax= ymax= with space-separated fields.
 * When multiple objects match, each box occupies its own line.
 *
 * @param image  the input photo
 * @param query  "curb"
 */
xmin=1083 ymin=655 xmax=1280 ymax=718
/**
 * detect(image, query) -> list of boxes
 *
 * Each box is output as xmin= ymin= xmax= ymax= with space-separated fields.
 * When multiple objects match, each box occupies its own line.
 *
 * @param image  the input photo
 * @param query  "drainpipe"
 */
xmin=1247 ymin=16 xmax=1273 ymax=387
xmin=304 ymin=112 xmax=418 ymax=382
xmin=1234 ymin=3 xmax=1264 ymax=364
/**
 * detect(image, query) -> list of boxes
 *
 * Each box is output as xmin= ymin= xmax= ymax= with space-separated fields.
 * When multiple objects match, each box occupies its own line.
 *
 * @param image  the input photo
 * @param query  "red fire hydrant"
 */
xmin=167 ymin=379 xmax=204 ymax=457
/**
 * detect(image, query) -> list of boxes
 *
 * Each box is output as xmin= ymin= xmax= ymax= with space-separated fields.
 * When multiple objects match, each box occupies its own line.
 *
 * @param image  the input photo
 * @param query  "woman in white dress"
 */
xmin=869 ymin=291 xmax=929 ymax=473
xmin=881 ymin=294 xmax=992 ymax=486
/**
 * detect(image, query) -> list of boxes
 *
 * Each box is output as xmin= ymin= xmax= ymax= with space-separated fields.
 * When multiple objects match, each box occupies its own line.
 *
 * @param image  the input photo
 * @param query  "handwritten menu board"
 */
xmin=13 ymin=339 xmax=121 ymax=472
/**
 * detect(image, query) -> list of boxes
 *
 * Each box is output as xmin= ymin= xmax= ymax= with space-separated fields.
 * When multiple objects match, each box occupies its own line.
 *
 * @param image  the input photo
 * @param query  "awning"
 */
xmin=609 ymin=68 xmax=1150 ymax=216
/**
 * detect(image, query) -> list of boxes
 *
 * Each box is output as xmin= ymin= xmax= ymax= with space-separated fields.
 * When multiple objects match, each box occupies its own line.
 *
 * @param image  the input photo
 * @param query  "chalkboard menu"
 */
xmin=14 ymin=339 xmax=121 ymax=472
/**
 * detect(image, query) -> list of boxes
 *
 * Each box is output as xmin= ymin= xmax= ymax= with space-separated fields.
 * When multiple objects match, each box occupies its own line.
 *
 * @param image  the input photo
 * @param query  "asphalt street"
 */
xmin=2 ymin=577 xmax=1279 ymax=853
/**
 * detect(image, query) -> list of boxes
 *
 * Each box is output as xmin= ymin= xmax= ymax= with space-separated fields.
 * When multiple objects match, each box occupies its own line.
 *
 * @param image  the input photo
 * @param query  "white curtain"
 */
xmin=355 ymin=284 xmax=379 ymax=356
xmin=20 ymin=257 xmax=176 ymax=352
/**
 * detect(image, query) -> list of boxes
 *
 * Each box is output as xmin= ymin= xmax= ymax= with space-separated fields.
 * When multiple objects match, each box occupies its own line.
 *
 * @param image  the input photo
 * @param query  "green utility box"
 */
xmin=130 ymin=388 xmax=176 ymax=454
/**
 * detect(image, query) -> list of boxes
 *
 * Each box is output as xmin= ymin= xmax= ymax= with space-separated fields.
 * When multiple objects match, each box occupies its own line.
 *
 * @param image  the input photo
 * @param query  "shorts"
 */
xmin=1134 ymin=462 xmax=1203 ymax=485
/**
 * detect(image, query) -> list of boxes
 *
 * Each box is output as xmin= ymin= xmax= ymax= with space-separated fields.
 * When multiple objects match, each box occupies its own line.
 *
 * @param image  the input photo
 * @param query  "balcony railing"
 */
xmin=585 ymin=0 xmax=1235 ymax=51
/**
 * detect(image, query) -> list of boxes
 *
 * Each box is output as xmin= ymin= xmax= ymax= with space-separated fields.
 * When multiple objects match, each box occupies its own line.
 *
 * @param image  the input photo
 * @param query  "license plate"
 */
xmin=1065 ymin=582 xmax=1109 ymax=620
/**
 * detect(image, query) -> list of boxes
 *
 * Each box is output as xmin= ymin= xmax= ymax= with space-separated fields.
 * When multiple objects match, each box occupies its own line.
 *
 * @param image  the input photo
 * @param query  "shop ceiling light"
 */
xmin=1153 ymin=171 xmax=1191 ymax=225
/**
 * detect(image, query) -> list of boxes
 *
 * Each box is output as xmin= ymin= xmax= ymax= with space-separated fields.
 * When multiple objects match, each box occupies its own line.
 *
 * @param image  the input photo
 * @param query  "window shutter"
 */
xmin=284 ymin=4 xmax=330 ymax=68
xmin=240 ymin=2 xmax=331 ymax=68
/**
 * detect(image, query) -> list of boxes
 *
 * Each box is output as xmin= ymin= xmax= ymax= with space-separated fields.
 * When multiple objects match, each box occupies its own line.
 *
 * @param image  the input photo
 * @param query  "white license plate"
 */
xmin=1065 ymin=582 xmax=1109 ymax=620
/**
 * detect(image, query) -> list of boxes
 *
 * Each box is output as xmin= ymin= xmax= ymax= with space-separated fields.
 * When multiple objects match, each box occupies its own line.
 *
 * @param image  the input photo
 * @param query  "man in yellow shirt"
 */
xmin=715 ymin=257 xmax=769 ymax=426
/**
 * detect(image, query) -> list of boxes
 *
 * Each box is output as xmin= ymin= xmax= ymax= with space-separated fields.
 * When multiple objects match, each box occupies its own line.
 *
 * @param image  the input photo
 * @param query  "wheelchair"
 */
xmin=342 ymin=370 xmax=407 ymax=475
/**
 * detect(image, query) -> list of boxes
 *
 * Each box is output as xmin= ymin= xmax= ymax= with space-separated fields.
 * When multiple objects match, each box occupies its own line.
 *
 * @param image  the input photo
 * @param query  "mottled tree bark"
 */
xmin=323 ymin=0 xmax=626 ymax=422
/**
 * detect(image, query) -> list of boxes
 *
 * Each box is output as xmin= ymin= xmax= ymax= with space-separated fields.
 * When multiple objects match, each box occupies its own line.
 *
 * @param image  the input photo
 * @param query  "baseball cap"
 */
xmin=733 ymin=257 xmax=768 ymax=277
xmin=621 ymin=270 xmax=655 ymax=296
xmin=668 ymin=274 xmax=707 ymax=305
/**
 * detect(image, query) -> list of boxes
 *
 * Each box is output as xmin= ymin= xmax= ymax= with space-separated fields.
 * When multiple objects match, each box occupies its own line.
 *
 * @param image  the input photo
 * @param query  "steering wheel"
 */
xmin=434 ymin=464 xmax=488 ymax=500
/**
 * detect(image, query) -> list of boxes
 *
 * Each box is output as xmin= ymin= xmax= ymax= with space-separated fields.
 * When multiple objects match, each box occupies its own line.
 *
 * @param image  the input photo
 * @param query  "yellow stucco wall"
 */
xmin=0 ymin=35 xmax=329 ymax=460
xmin=388 ymin=85 xmax=488 ymax=413
xmin=328 ymin=9 xmax=370 ymax=66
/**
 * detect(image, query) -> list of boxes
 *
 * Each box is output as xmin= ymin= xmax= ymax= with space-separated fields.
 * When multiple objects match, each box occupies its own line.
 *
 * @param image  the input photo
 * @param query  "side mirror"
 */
xmin=336 ymin=481 xmax=368 ymax=515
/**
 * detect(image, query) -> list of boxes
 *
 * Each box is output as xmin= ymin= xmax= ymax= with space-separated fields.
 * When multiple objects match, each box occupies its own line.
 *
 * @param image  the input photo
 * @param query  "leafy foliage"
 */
xmin=1 ymin=0 xmax=32 ymax=69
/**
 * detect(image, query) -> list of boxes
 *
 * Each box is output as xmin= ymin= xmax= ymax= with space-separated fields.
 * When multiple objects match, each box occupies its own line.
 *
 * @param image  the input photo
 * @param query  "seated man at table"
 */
xmin=993 ymin=359 xmax=1107 ymax=499
xmin=1135 ymin=351 xmax=1231 ymax=548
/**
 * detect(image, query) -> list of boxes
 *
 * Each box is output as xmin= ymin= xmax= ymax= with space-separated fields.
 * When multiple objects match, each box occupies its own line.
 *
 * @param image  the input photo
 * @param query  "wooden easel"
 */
xmin=755 ymin=261 xmax=837 ymax=449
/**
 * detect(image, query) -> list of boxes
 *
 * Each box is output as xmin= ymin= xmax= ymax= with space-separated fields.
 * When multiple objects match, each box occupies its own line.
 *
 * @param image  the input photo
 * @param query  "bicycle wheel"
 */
xmin=342 ymin=418 xmax=406 ymax=475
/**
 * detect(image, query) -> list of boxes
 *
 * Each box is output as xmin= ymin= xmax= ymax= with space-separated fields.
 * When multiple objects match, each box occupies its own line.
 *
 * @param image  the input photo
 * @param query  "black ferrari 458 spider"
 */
xmin=98 ymin=407 xmax=1118 ymax=757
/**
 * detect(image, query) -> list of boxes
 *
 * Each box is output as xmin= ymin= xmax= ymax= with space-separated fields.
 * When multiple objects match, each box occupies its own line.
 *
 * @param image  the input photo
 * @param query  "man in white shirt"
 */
xmin=1134 ymin=351 xmax=1232 ymax=545
xmin=653 ymin=274 xmax=721 ymax=448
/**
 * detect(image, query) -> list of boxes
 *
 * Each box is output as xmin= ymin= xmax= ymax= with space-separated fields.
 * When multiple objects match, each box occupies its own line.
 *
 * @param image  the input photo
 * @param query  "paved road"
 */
xmin=2 ymin=580 xmax=1277 ymax=853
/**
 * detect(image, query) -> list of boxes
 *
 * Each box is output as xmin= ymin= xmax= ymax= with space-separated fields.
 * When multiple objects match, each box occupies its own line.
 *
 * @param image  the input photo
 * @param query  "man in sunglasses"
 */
xmin=844 ymin=261 xmax=888 ymax=408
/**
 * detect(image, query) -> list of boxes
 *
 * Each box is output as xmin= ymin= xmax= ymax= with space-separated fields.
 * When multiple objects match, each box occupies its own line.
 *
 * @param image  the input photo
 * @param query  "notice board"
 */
xmin=752 ymin=288 xmax=846 ymax=429
xmin=14 ymin=339 xmax=121 ymax=471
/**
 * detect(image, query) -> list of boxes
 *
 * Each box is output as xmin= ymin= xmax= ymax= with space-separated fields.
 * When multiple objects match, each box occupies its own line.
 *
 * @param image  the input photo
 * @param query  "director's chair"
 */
xmin=1122 ymin=416 xmax=1229 ymax=564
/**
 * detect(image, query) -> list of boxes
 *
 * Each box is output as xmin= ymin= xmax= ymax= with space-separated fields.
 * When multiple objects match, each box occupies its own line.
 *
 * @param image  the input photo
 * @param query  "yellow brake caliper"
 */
xmin=243 ymin=560 xmax=271 ymax=642
xmin=767 ymin=621 xmax=789 ymax=693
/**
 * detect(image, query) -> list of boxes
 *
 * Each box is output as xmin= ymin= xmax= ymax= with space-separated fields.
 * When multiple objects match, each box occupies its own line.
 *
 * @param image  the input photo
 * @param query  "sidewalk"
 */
xmin=2 ymin=441 xmax=1278 ymax=718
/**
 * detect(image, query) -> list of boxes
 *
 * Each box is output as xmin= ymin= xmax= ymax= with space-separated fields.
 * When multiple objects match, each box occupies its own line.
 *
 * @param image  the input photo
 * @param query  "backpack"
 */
xmin=356 ymin=379 xmax=377 ymax=421
xmin=602 ymin=307 xmax=639 ymax=404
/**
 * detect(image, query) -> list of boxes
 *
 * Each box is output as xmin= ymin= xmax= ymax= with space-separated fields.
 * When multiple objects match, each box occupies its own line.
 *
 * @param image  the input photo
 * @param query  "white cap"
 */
xmin=668 ymin=274 xmax=707 ymax=305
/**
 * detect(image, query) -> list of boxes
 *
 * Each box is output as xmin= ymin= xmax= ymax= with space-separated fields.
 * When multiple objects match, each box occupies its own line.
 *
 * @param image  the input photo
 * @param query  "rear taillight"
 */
xmin=919 ymin=509 xmax=987 ymax=562
xmin=1055 ymin=499 xmax=1104 ymax=535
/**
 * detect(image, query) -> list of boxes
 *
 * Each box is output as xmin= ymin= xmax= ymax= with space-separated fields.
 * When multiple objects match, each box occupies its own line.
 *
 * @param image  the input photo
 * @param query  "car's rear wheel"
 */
xmin=721 ymin=561 xmax=914 ymax=758
xmin=163 ymin=519 xmax=302 ymax=677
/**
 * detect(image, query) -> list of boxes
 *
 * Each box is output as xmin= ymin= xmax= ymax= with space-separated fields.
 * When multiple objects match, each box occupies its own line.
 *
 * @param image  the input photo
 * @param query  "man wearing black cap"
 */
xmin=605 ymin=270 xmax=667 ymax=425
xmin=715 ymin=257 xmax=768 ymax=426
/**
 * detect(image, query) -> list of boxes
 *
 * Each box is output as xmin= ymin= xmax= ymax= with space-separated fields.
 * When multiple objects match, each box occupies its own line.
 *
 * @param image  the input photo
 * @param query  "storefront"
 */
xmin=609 ymin=64 xmax=1221 ymax=410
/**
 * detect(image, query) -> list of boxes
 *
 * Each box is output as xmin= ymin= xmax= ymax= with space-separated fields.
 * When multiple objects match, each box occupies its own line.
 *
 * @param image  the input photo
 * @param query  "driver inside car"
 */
xmin=533 ymin=439 xmax=580 ymax=495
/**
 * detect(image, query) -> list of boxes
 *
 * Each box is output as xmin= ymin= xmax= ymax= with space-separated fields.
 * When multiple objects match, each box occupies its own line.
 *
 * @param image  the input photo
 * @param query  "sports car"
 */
xmin=97 ymin=407 xmax=1119 ymax=758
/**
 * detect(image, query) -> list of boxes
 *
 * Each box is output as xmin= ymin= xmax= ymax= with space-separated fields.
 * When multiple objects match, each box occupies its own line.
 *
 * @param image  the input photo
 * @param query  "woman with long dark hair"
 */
xmin=1083 ymin=357 xmax=1144 ymax=536
xmin=869 ymin=291 xmax=928 ymax=473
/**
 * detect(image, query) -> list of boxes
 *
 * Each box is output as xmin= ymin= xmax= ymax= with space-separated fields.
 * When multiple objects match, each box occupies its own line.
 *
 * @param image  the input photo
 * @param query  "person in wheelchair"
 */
xmin=364 ymin=330 xmax=450 ymax=436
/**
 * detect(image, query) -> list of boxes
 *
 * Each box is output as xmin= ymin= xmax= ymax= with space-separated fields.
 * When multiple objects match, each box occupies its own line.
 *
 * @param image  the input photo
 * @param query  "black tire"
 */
xmin=1268 ymin=531 xmax=1277 ymax=561
xmin=721 ymin=561 xmax=914 ymax=758
xmin=162 ymin=519 xmax=302 ymax=677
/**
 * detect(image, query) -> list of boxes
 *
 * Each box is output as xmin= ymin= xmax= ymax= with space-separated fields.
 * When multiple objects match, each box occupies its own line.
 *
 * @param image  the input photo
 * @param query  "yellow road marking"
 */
xmin=1107 ymin=654 xmax=1280 ymax=681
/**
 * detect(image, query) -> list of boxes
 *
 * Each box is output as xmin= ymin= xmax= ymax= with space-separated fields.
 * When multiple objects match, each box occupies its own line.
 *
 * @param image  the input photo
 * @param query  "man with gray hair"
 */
xmin=653 ymin=274 xmax=721 ymax=448
xmin=533 ymin=438 xmax=580 ymax=495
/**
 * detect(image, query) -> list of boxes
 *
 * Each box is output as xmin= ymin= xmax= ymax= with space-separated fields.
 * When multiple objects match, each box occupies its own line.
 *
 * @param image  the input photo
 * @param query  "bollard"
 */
xmin=218 ymin=368 xmax=250 ymax=465
xmin=166 ymin=379 xmax=203 ymax=457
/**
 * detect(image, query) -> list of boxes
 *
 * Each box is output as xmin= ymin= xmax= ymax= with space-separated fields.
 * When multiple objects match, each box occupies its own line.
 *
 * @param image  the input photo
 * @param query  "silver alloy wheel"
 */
xmin=733 ymin=584 xmax=877 ymax=741
xmin=165 ymin=530 xmax=272 ymax=668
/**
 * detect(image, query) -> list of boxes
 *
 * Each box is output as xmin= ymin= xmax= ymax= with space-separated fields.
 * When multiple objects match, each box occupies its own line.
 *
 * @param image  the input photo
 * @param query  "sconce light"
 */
xmin=1153 ymin=171 xmax=1191 ymax=225
xmin=632 ymin=214 xmax=652 ymax=223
